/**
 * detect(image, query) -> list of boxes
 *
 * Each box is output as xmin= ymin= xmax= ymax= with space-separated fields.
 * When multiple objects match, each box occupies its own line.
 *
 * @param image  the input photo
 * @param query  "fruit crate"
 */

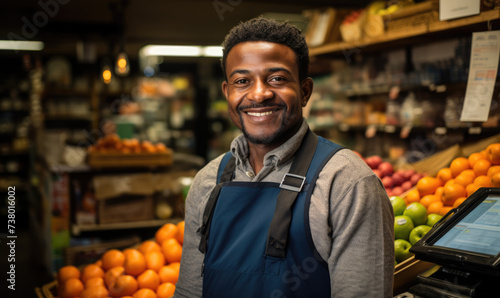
xmin=88 ymin=152 xmax=173 ymax=168
xmin=383 ymin=0 xmax=438 ymax=32
xmin=393 ymin=256 xmax=434 ymax=295
xmin=36 ymin=280 xmax=57 ymax=298
xmin=98 ymin=195 xmax=155 ymax=224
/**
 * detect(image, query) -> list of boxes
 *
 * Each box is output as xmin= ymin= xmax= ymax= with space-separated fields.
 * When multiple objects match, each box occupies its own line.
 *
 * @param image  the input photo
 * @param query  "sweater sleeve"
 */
xmin=311 ymin=150 xmax=395 ymax=298
xmin=173 ymin=155 xmax=223 ymax=298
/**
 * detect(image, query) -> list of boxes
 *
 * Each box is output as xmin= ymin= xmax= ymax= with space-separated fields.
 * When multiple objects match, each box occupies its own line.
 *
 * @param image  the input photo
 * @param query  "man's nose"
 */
xmin=247 ymin=80 xmax=273 ymax=102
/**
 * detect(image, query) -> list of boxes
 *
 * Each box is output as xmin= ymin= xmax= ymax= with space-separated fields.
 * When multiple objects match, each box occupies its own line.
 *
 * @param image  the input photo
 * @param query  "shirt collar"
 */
xmin=230 ymin=119 xmax=309 ymax=171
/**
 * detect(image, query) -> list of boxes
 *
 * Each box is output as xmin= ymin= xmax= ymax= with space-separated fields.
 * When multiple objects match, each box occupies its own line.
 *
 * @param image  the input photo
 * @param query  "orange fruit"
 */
xmin=442 ymin=182 xmax=467 ymax=206
xmin=105 ymin=266 xmax=125 ymax=286
xmin=137 ymin=269 xmax=161 ymax=291
xmin=472 ymin=159 xmax=491 ymax=177
xmin=155 ymin=223 xmax=178 ymax=245
xmin=167 ymin=262 xmax=180 ymax=272
xmin=138 ymin=240 xmax=162 ymax=255
xmin=440 ymin=206 xmax=453 ymax=216
xmin=405 ymin=189 xmax=420 ymax=204
xmin=468 ymin=152 xmax=488 ymax=168
xmin=161 ymin=238 xmax=183 ymax=264
xmin=176 ymin=221 xmax=185 ymax=245
xmin=108 ymin=274 xmax=139 ymax=298
xmin=81 ymin=264 xmax=105 ymax=283
xmin=454 ymin=172 xmax=475 ymax=187
xmin=157 ymin=282 xmax=176 ymax=298
xmin=58 ymin=265 xmax=81 ymax=284
xmin=80 ymin=285 xmax=109 ymax=298
xmin=492 ymin=172 xmax=500 ymax=187
xmin=84 ymin=277 xmax=105 ymax=289
xmin=487 ymin=165 xmax=500 ymax=178
xmin=60 ymin=277 xmax=84 ymax=298
xmin=474 ymin=175 xmax=492 ymax=187
xmin=124 ymin=249 xmax=147 ymax=276
xmin=419 ymin=194 xmax=441 ymax=208
xmin=102 ymin=249 xmax=126 ymax=271
xmin=133 ymin=288 xmax=158 ymax=298
xmin=427 ymin=201 xmax=443 ymax=215
xmin=436 ymin=168 xmax=452 ymax=184
xmin=466 ymin=183 xmax=481 ymax=197
xmin=158 ymin=265 xmax=179 ymax=284
xmin=453 ymin=197 xmax=467 ymax=208
xmin=95 ymin=259 xmax=103 ymax=267
xmin=145 ymin=250 xmax=166 ymax=272
xmin=486 ymin=143 xmax=500 ymax=164
xmin=416 ymin=176 xmax=441 ymax=197
xmin=434 ymin=186 xmax=444 ymax=199
xmin=450 ymin=157 xmax=471 ymax=177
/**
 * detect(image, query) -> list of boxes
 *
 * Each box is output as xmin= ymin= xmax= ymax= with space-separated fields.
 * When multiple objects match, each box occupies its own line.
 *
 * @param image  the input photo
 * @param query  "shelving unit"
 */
xmin=309 ymin=9 xmax=500 ymax=56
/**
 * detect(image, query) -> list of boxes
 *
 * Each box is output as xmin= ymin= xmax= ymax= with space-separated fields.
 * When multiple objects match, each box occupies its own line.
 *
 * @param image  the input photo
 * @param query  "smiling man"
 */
xmin=174 ymin=18 xmax=394 ymax=298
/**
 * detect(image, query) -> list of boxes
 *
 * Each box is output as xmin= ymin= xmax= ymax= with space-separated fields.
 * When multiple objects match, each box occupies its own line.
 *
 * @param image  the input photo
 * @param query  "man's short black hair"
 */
xmin=221 ymin=17 xmax=309 ymax=82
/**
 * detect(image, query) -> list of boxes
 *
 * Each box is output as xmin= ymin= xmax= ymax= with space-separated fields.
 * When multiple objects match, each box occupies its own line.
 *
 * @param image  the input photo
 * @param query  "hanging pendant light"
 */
xmin=115 ymin=51 xmax=130 ymax=76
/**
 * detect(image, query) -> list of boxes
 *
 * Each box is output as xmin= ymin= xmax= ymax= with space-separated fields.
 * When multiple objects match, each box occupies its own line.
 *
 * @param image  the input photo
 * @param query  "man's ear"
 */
xmin=301 ymin=77 xmax=313 ymax=107
xmin=222 ymin=80 xmax=228 ymax=101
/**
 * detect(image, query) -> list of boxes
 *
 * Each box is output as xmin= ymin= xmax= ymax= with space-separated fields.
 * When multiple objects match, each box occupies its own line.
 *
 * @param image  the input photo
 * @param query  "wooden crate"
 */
xmin=383 ymin=1 xmax=439 ymax=32
xmin=394 ymin=256 xmax=435 ymax=295
xmin=88 ymin=152 xmax=173 ymax=168
xmin=98 ymin=195 xmax=155 ymax=224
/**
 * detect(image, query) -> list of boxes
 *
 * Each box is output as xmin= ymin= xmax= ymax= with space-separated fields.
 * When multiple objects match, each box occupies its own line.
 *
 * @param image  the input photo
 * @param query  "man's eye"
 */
xmin=234 ymin=79 xmax=248 ymax=84
xmin=270 ymin=77 xmax=286 ymax=82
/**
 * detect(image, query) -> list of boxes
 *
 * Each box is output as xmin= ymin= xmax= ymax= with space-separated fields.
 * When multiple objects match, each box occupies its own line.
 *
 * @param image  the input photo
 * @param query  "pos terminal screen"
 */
xmin=432 ymin=194 xmax=500 ymax=256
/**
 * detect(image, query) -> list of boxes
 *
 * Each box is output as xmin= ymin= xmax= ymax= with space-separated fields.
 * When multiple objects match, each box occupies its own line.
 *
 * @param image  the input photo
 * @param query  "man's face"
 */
xmin=222 ymin=41 xmax=312 ymax=146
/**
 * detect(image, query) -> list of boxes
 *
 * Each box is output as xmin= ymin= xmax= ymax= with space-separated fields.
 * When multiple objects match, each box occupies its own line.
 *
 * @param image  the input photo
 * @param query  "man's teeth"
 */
xmin=247 ymin=111 xmax=274 ymax=116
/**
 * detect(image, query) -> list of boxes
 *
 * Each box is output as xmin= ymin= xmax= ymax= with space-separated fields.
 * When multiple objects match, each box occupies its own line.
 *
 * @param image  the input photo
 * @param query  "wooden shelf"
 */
xmin=71 ymin=218 xmax=183 ymax=236
xmin=309 ymin=9 xmax=500 ymax=57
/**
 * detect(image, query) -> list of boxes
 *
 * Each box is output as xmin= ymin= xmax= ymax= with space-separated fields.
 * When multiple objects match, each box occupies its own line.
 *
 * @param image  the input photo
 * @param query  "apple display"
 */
xmin=410 ymin=173 xmax=425 ymax=186
xmin=390 ymin=196 xmax=406 ymax=216
xmin=394 ymin=215 xmax=414 ymax=241
xmin=403 ymin=202 xmax=428 ymax=226
xmin=392 ymin=186 xmax=403 ymax=196
xmin=409 ymin=225 xmax=432 ymax=245
xmin=381 ymin=176 xmax=393 ymax=188
xmin=401 ymin=180 xmax=413 ymax=192
xmin=391 ymin=172 xmax=405 ymax=186
xmin=426 ymin=213 xmax=443 ymax=227
xmin=394 ymin=239 xmax=413 ymax=262
xmin=365 ymin=155 xmax=382 ymax=169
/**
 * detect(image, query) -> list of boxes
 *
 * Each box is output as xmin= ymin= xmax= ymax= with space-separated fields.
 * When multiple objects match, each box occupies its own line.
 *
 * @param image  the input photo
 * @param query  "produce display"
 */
xmin=358 ymin=153 xmax=425 ymax=197
xmin=55 ymin=221 xmax=184 ymax=298
xmin=392 ymin=143 xmax=500 ymax=264
xmin=88 ymin=134 xmax=171 ymax=155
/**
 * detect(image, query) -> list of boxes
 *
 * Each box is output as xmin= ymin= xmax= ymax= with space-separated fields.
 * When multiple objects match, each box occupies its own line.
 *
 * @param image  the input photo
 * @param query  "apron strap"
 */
xmin=198 ymin=153 xmax=235 ymax=253
xmin=265 ymin=129 xmax=318 ymax=258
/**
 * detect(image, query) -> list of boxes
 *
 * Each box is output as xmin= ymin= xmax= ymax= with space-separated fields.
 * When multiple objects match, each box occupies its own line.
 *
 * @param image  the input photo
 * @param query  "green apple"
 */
xmin=409 ymin=225 xmax=432 ymax=245
xmin=390 ymin=196 xmax=406 ymax=216
xmin=394 ymin=215 xmax=414 ymax=241
xmin=426 ymin=213 xmax=443 ymax=227
xmin=394 ymin=239 xmax=414 ymax=263
xmin=403 ymin=202 xmax=428 ymax=226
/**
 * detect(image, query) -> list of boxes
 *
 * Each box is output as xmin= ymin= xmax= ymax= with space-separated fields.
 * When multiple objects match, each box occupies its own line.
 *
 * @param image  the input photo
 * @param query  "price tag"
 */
xmin=468 ymin=127 xmax=482 ymax=134
xmin=435 ymin=127 xmax=447 ymax=135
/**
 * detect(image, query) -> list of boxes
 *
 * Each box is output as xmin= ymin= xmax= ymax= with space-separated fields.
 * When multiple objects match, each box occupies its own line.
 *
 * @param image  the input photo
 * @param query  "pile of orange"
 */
xmin=88 ymin=133 xmax=171 ymax=155
xmin=407 ymin=143 xmax=500 ymax=217
xmin=56 ymin=221 xmax=185 ymax=298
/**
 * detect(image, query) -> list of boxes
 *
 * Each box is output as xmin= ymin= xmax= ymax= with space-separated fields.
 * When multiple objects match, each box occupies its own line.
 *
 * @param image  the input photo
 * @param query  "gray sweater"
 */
xmin=174 ymin=120 xmax=395 ymax=298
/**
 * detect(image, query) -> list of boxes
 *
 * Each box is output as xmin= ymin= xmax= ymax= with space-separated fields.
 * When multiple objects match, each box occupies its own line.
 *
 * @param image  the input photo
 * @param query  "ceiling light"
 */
xmin=140 ymin=45 xmax=223 ymax=57
xmin=0 ymin=40 xmax=44 ymax=51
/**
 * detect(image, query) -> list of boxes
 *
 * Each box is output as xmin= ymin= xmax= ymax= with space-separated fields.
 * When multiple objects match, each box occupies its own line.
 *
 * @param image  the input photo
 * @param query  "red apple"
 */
xmin=365 ymin=155 xmax=383 ymax=169
xmin=378 ymin=162 xmax=394 ymax=177
xmin=382 ymin=176 xmax=393 ymax=188
xmin=402 ymin=169 xmax=416 ymax=180
xmin=401 ymin=180 xmax=413 ymax=192
xmin=392 ymin=172 xmax=405 ymax=186
xmin=392 ymin=186 xmax=404 ymax=196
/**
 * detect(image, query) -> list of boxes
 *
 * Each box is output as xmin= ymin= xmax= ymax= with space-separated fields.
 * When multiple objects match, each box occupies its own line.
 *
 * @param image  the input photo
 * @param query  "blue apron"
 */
xmin=198 ymin=132 xmax=343 ymax=298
